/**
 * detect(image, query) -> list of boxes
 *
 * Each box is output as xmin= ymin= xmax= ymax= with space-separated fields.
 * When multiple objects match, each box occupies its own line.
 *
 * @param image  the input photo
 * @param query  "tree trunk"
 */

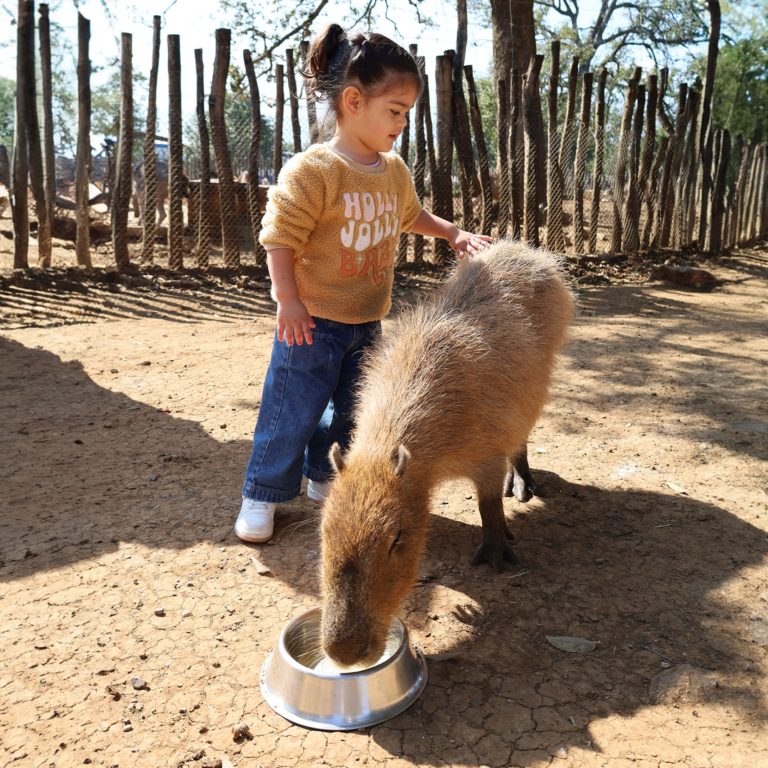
xmin=38 ymin=2 xmax=55 ymax=268
xmin=465 ymin=65 xmax=493 ymax=234
xmin=273 ymin=64 xmax=285 ymax=178
xmin=167 ymin=34 xmax=184 ymax=270
xmin=698 ymin=0 xmax=721 ymax=251
xmin=286 ymin=48 xmax=302 ymax=153
xmin=573 ymin=71 xmax=593 ymax=254
xmin=20 ymin=0 xmax=46 ymax=269
xmin=12 ymin=0 xmax=31 ymax=269
xmin=300 ymin=40 xmax=319 ymax=144
xmin=141 ymin=16 xmax=161 ymax=264
xmin=209 ymin=28 xmax=240 ymax=266
xmin=588 ymin=68 xmax=607 ymax=254
xmin=194 ymin=49 xmax=211 ymax=268
xmin=112 ymin=33 xmax=133 ymax=270
xmin=413 ymin=56 xmax=428 ymax=264
xmin=523 ymin=54 xmax=544 ymax=247
xmin=75 ymin=12 xmax=91 ymax=267
xmin=546 ymin=40 xmax=564 ymax=252
xmin=434 ymin=54 xmax=454 ymax=263
xmin=510 ymin=0 xmax=545 ymax=204
xmin=244 ymin=49 xmax=266 ymax=265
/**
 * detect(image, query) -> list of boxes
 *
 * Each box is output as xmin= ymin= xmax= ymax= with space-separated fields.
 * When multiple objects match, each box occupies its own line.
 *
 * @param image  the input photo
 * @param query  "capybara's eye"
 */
xmin=388 ymin=527 xmax=403 ymax=556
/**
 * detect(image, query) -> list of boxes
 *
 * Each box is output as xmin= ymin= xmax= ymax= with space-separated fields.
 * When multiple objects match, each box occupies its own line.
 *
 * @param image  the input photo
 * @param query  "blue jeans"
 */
xmin=242 ymin=316 xmax=381 ymax=503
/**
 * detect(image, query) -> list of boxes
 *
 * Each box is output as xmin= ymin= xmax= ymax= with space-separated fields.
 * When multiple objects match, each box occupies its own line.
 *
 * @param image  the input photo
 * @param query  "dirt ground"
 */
xmin=1 ymin=242 xmax=767 ymax=768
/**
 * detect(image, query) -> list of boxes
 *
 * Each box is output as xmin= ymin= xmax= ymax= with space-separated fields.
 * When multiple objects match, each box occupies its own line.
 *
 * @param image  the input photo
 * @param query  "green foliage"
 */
xmin=0 ymin=76 xmax=14 ymax=148
xmin=90 ymin=60 xmax=148 ymax=148
xmin=700 ymin=1 xmax=768 ymax=139
xmin=710 ymin=37 xmax=768 ymax=139
xmin=475 ymin=76 xmax=497 ymax=166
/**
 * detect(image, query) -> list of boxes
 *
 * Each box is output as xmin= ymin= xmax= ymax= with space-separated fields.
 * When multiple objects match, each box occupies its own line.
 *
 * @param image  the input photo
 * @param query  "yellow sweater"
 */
xmin=259 ymin=144 xmax=422 ymax=323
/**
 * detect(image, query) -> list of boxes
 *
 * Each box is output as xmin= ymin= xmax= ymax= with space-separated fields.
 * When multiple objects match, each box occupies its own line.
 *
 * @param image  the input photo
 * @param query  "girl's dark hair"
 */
xmin=303 ymin=24 xmax=421 ymax=115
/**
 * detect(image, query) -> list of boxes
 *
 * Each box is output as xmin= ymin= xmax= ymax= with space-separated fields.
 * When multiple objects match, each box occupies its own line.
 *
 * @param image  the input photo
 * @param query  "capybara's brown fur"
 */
xmin=320 ymin=240 xmax=575 ymax=666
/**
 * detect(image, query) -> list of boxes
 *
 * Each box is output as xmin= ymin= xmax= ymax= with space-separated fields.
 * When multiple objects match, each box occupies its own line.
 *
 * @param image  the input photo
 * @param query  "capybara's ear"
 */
xmin=330 ymin=443 xmax=346 ymax=473
xmin=392 ymin=445 xmax=411 ymax=477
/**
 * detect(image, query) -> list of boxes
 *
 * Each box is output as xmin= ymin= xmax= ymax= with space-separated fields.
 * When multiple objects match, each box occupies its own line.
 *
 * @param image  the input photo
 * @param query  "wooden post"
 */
xmin=244 ymin=49 xmax=266 ymax=265
xmin=588 ymin=67 xmax=607 ymax=254
xmin=697 ymin=0 xmax=721 ymax=250
xmin=194 ymin=49 xmax=211 ymax=268
xmin=300 ymin=40 xmax=319 ymax=144
xmin=423 ymin=69 xmax=438 ymax=261
xmin=75 ymin=12 xmax=91 ymax=267
xmin=434 ymin=54 xmax=453 ymax=263
xmin=610 ymin=67 xmax=641 ymax=252
xmin=167 ymin=34 xmax=184 ymax=270
xmin=286 ymin=48 xmax=302 ymax=153
xmin=659 ymin=83 xmax=688 ymax=247
xmin=728 ymin=136 xmax=748 ymax=247
xmin=141 ymin=16 xmax=161 ymax=264
xmin=273 ymin=63 xmax=284 ymax=179
xmin=451 ymin=50 xmax=477 ymax=234
xmin=523 ymin=54 xmax=544 ymax=247
xmin=397 ymin=44 xmax=416 ymax=264
xmin=413 ymin=56 xmax=427 ymax=263
xmin=509 ymin=69 xmax=523 ymax=241
xmin=558 ymin=56 xmax=579 ymax=197
xmin=209 ymin=28 xmax=240 ymax=267
xmin=465 ymin=65 xmax=493 ymax=235
xmin=708 ymin=128 xmax=730 ymax=253
xmin=38 ymin=3 xmax=55 ymax=268
xmin=745 ymin=142 xmax=763 ymax=242
xmin=638 ymin=74 xmax=658 ymax=250
xmin=621 ymin=82 xmax=644 ymax=253
xmin=573 ymin=71 xmax=593 ymax=255
xmin=546 ymin=40 xmax=564 ymax=252
xmin=677 ymin=84 xmax=700 ymax=248
xmin=12 ymin=0 xmax=31 ymax=269
xmin=19 ymin=0 xmax=46 ymax=269
xmin=495 ymin=76 xmax=510 ymax=237
xmin=112 ymin=32 xmax=133 ymax=270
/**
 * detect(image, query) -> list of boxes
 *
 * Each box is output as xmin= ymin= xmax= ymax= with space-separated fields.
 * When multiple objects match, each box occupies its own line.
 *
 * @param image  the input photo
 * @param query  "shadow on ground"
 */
xmin=2 ymin=332 xmax=766 ymax=766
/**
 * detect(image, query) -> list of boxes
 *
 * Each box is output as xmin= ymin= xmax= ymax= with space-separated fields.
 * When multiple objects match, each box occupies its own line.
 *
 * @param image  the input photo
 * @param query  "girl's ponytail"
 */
xmin=303 ymin=23 xmax=351 ymax=101
xmin=302 ymin=24 xmax=421 ymax=119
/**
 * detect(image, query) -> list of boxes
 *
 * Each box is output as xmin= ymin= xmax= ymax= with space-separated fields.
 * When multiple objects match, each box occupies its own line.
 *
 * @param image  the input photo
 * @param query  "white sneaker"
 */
xmin=235 ymin=498 xmax=277 ymax=543
xmin=306 ymin=479 xmax=331 ymax=502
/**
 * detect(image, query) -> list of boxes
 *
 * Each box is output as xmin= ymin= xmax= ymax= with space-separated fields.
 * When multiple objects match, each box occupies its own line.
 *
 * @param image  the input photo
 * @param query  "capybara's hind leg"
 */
xmin=471 ymin=458 xmax=518 ymax=572
xmin=504 ymin=443 xmax=537 ymax=502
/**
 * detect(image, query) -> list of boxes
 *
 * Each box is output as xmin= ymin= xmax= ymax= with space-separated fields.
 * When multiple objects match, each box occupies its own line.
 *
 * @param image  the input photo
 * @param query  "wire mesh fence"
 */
xmin=2 ymin=20 xmax=767 ymax=274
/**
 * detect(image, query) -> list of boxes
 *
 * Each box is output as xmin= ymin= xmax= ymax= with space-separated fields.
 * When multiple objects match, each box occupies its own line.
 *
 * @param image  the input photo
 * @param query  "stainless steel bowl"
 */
xmin=260 ymin=607 xmax=428 ymax=730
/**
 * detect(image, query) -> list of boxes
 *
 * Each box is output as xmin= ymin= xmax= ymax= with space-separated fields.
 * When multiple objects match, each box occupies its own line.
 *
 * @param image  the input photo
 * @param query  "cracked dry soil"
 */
xmin=1 ymin=246 xmax=767 ymax=768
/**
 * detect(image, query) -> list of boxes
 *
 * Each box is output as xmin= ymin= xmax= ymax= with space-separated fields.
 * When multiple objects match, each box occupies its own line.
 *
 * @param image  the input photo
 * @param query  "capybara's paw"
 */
xmin=471 ymin=540 xmax=518 ymax=573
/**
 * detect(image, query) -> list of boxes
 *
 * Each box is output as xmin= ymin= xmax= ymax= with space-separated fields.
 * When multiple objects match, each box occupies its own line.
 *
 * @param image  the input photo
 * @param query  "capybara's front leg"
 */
xmin=503 ymin=443 xmax=537 ymax=502
xmin=471 ymin=460 xmax=518 ymax=572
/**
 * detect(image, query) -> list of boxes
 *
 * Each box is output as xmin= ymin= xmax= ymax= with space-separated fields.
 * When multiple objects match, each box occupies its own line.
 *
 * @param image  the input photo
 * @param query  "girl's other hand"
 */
xmin=277 ymin=299 xmax=316 ymax=346
xmin=450 ymin=229 xmax=493 ymax=259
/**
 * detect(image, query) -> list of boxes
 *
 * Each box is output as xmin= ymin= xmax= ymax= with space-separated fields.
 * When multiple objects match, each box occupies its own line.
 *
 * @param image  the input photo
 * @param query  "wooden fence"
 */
xmin=3 ymin=8 xmax=768 ymax=273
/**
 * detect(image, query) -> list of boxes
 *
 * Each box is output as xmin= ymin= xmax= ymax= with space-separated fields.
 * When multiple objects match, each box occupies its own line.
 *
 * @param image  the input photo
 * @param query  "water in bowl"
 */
xmin=283 ymin=611 xmax=403 ymax=675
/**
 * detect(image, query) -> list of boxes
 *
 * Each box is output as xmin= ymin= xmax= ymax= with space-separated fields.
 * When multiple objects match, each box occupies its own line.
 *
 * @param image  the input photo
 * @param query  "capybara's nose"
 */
xmin=324 ymin=635 xmax=370 ymax=666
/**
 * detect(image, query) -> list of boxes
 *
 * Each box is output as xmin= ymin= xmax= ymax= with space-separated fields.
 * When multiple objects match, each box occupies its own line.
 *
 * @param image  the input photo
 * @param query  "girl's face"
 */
xmin=339 ymin=80 xmax=420 ymax=158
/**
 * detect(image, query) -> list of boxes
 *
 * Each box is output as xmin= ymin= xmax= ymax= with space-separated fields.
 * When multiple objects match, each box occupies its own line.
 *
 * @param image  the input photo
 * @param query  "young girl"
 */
xmin=235 ymin=23 xmax=492 ymax=542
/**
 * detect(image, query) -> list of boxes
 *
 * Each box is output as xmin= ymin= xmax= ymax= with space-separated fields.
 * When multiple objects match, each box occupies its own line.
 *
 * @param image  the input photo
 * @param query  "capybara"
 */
xmin=320 ymin=240 xmax=575 ymax=666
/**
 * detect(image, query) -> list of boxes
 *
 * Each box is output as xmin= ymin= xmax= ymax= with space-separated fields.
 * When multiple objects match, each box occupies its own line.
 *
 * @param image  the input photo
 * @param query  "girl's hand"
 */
xmin=450 ymin=229 xmax=494 ymax=259
xmin=277 ymin=299 xmax=316 ymax=346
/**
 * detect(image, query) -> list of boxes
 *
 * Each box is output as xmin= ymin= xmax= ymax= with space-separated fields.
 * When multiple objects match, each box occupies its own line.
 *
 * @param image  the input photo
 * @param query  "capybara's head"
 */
xmin=320 ymin=443 xmax=429 ymax=666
